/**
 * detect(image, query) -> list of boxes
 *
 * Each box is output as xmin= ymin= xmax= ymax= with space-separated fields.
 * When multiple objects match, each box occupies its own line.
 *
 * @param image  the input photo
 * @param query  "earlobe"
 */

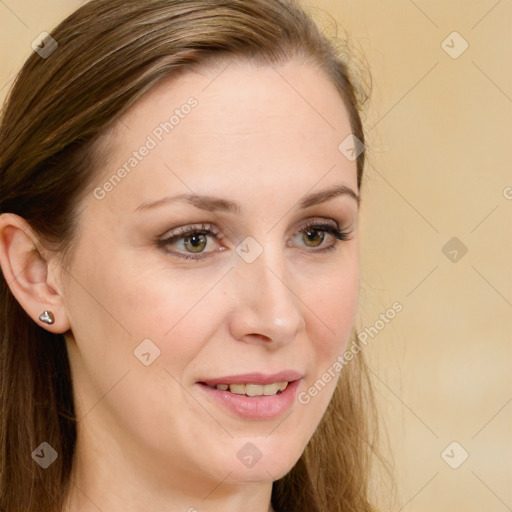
xmin=0 ymin=213 xmax=71 ymax=333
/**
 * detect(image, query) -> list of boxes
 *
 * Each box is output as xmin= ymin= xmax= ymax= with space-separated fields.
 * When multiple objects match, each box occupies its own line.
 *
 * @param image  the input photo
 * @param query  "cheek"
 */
xmin=297 ymin=259 xmax=359 ymax=415
xmin=103 ymin=265 xmax=226 ymax=374
xmin=307 ymin=262 xmax=359 ymax=361
xmin=64 ymin=248 xmax=215 ymax=387
xmin=64 ymin=252 xmax=229 ymax=444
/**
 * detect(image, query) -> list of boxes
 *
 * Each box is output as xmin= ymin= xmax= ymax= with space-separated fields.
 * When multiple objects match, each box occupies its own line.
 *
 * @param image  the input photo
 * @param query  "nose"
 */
xmin=228 ymin=245 xmax=306 ymax=347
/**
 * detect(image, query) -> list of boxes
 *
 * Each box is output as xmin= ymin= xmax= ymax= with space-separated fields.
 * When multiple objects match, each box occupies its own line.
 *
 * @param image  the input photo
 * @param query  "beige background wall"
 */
xmin=1 ymin=1 xmax=510 ymax=510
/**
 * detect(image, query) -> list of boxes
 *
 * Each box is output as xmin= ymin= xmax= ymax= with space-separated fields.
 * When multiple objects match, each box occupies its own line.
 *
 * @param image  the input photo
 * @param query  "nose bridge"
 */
xmin=230 ymin=241 xmax=305 ymax=343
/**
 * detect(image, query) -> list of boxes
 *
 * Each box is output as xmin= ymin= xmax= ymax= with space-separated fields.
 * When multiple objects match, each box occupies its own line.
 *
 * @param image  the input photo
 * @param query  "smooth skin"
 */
xmin=0 ymin=58 xmax=360 ymax=512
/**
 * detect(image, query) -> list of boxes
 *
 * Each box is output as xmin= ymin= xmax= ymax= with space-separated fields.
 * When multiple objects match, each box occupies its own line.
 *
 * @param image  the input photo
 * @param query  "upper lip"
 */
xmin=198 ymin=370 xmax=303 ymax=386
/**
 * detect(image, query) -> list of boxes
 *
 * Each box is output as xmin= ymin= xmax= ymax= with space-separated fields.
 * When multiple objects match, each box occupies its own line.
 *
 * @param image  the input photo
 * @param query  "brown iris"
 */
xmin=184 ymin=234 xmax=207 ymax=253
xmin=302 ymin=228 xmax=325 ymax=247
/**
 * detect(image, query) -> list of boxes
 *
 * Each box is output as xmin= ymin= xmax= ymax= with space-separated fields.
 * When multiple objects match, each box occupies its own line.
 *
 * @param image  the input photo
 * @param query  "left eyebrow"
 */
xmin=134 ymin=184 xmax=359 ymax=213
xmin=298 ymin=184 xmax=360 ymax=209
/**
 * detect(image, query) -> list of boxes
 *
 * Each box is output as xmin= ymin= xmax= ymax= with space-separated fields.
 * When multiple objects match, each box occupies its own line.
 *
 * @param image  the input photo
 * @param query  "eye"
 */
xmin=290 ymin=221 xmax=351 ymax=252
xmin=157 ymin=223 xmax=223 ymax=260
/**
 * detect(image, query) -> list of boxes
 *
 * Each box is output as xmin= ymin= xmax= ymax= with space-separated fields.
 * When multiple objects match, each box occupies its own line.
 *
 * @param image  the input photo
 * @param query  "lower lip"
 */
xmin=197 ymin=379 xmax=302 ymax=420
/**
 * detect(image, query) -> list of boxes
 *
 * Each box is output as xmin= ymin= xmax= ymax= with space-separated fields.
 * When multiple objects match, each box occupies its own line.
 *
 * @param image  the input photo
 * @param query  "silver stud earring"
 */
xmin=39 ymin=310 xmax=55 ymax=325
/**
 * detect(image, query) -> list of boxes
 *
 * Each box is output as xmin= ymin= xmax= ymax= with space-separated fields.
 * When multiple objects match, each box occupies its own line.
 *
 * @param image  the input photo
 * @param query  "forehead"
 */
xmin=89 ymin=58 xmax=357 ymax=210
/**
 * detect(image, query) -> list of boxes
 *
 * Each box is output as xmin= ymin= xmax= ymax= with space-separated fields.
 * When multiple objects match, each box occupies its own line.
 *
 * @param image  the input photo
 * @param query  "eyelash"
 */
xmin=157 ymin=221 xmax=352 ymax=261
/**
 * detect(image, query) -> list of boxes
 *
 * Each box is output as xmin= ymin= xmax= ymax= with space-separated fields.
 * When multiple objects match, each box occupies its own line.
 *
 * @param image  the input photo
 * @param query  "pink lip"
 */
xmin=196 ymin=371 xmax=303 ymax=421
xmin=198 ymin=370 xmax=302 ymax=386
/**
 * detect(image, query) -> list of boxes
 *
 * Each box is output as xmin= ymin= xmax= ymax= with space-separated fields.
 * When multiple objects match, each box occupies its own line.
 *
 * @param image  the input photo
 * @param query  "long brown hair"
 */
xmin=0 ymin=1 xmax=378 ymax=510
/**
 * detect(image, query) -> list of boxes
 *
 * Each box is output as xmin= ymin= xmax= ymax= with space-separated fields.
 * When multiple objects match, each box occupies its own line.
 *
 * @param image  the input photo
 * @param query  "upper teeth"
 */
xmin=211 ymin=382 xmax=289 ymax=396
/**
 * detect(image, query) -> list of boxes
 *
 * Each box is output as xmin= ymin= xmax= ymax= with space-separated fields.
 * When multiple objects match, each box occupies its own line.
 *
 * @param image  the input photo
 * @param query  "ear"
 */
xmin=0 ymin=213 xmax=71 ymax=333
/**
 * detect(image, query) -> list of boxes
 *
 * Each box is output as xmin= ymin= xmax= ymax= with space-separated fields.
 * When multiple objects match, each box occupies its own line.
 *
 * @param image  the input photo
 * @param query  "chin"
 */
xmin=216 ymin=436 xmax=305 ymax=484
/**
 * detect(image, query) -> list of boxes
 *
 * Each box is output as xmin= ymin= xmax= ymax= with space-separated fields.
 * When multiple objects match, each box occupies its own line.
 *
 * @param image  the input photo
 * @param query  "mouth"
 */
xmin=196 ymin=371 xmax=303 ymax=420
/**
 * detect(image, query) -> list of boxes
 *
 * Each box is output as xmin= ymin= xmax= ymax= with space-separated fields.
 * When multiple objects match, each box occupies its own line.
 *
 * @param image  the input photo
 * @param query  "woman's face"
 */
xmin=60 ymin=58 xmax=360 ymax=496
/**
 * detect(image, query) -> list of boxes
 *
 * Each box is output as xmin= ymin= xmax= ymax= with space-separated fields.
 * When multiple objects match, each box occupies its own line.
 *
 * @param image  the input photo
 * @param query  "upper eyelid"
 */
xmin=159 ymin=218 xmax=342 ymax=240
xmin=158 ymin=223 xmax=221 ymax=240
xmin=292 ymin=218 xmax=340 ymax=233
